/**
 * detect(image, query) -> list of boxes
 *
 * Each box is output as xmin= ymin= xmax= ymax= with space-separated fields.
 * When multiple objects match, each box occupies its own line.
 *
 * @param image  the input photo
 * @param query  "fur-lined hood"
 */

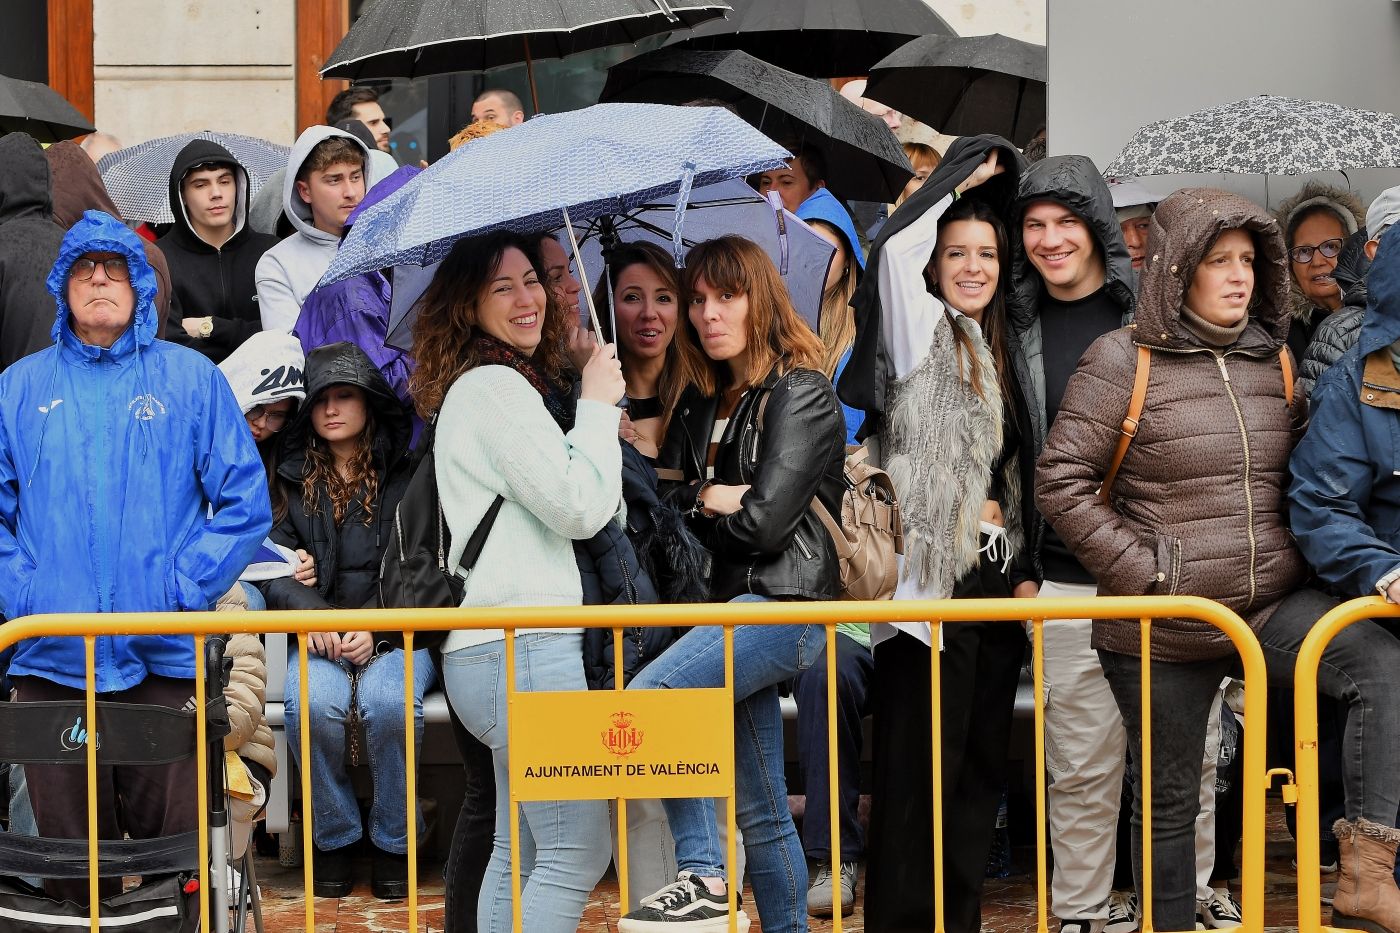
xmin=1273 ymin=181 xmax=1365 ymax=323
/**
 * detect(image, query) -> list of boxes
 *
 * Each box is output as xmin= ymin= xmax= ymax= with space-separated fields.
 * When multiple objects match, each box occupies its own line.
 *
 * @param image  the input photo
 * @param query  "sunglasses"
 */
xmin=1288 ymin=237 xmax=1344 ymax=265
xmin=70 ymin=257 xmax=131 ymax=282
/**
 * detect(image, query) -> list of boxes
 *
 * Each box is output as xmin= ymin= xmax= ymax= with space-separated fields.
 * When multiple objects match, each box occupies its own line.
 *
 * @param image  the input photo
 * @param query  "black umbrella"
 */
xmin=321 ymin=0 xmax=732 ymax=109
xmin=865 ymin=33 xmax=1046 ymax=146
xmin=601 ymin=48 xmax=913 ymax=202
xmin=0 ymin=73 xmax=94 ymax=143
xmin=660 ymin=0 xmax=954 ymax=78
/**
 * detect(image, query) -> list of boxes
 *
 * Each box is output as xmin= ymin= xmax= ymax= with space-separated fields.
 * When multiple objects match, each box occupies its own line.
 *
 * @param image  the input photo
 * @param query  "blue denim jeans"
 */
xmin=238 ymin=581 xmax=267 ymax=611
xmin=441 ymin=633 xmax=611 ymax=933
xmin=284 ymin=645 xmax=436 ymax=853
xmin=628 ymin=594 xmax=825 ymax=933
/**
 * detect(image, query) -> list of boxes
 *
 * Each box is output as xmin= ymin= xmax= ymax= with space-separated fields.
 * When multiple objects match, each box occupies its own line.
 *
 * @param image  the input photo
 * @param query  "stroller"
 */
xmin=0 ymin=636 xmax=264 ymax=933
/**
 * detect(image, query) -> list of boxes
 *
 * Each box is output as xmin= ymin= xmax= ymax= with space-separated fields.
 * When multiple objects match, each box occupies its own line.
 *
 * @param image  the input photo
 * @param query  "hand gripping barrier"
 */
xmin=0 ymin=594 xmax=1268 ymax=933
xmin=1290 ymin=595 xmax=1400 ymax=933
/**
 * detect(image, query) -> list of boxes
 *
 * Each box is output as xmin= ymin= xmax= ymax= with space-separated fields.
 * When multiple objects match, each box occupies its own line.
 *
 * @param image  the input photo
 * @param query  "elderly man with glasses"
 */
xmin=0 ymin=209 xmax=270 ymax=905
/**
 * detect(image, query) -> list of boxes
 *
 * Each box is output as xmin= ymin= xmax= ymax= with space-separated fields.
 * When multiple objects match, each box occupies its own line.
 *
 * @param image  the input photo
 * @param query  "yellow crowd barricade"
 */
xmin=1291 ymin=595 xmax=1400 ymax=933
xmin=0 ymin=594 xmax=1268 ymax=933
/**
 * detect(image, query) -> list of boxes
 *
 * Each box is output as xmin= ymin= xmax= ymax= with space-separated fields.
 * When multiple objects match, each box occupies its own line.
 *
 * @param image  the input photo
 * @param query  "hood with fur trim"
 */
xmin=1273 ymin=180 xmax=1365 ymax=322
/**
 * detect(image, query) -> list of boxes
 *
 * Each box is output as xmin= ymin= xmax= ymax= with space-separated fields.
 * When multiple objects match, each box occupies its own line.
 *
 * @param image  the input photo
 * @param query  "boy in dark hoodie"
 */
xmin=157 ymin=139 xmax=279 ymax=362
xmin=1010 ymin=155 xmax=1140 ymax=933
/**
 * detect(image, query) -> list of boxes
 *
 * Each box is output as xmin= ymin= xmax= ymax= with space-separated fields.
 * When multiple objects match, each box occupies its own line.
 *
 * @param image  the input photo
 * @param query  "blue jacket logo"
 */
xmin=128 ymin=394 xmax=167 ymax=421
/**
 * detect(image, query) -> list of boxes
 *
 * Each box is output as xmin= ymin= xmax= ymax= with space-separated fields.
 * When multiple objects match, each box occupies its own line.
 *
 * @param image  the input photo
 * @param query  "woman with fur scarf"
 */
xmin=860 ymin=148 xmax=1038 ymax=933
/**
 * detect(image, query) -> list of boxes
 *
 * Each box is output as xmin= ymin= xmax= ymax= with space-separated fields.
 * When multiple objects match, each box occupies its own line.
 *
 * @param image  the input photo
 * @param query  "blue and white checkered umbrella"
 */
xmin=96 ymin=130 xmax=290 ymax=224
xmin=320 ymin=103 xmax=790 ymax=289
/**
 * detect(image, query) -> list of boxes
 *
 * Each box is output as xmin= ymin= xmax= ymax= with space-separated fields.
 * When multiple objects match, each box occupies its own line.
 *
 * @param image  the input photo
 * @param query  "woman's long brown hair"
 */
xmin=671 ymin=235 xmax=826 ymax=399
xmin=806 ymin=219 xmax=860 ymax=379
xmin=593 ymin=240 xmax=687 ymax=417
xmin=408 ymin=231 xmax=570 ymax=419
xmin=300 ymin=393 xmax=380 ymax=527
xmin=929 ymin=197 xmax=1016 ymax=411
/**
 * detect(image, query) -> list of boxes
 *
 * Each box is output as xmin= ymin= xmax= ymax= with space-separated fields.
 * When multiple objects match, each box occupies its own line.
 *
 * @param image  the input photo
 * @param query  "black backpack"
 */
xmin=377 ymin=414 xmax=502 ymax=650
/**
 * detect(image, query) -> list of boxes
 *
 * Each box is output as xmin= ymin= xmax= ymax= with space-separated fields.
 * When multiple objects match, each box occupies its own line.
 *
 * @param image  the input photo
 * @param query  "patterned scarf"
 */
xmin=472 ymin=333 xmax=575 ymax=430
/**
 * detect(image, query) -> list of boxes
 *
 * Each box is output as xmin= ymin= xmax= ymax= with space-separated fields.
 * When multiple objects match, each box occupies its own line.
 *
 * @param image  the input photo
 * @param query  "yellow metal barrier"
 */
xmin=0 ymin=594 xmax=1268 ymax=933
xmin=1292 ymin=595 xmax=1400 ymax=933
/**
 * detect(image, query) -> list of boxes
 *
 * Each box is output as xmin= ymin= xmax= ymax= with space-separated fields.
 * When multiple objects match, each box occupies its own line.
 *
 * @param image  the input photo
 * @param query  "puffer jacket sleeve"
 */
xmin=172 ymin=366 xmax=273 ymax=611
xmin=717 ymin=371 xmax=843 ymax=556
xmin=1035 ymin=332 xmax=1159 ymax=595
xmin=1299 ymin=307 xmax=1363 ymax=400
xmin=1289 ymin=365 xmax=1400 ymax=597
xmin=261 ymin=501 xmax=333 ymax=611
xmin=222 ymin=633 xmax=267 ymax=752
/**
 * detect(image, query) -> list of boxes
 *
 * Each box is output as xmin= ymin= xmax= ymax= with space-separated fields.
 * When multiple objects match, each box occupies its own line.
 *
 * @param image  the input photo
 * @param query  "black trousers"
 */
xmin=443 ymin=698 xmax=495 ymax=933
xmin=865 ymin=552 xmax=1026 ymax=933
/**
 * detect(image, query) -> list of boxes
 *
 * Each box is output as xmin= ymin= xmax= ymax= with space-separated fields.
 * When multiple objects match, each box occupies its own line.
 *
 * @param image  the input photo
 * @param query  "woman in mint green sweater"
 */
xmin=409 ymin=231 xmax=627 ymax=933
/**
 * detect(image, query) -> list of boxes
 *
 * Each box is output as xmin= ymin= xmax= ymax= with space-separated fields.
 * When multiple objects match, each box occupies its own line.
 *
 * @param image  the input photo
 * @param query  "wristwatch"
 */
xmin=197 ymin=317 xmax=214 ymax=339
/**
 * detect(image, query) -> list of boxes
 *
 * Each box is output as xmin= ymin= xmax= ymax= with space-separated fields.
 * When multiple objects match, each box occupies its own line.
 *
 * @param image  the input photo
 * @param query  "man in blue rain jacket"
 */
xmin=0 ymin=210 xmax=270 ymax=903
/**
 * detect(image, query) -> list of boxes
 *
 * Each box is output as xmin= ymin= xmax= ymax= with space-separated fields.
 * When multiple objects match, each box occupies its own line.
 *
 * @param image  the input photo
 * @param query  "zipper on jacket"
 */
xmin=1214 ymin=354 xmax=1258 ymax=608
xmin=794 ymin=533 xmax=814 ymax=560
xmin=619 ymin=555 xmax=638 ymax=605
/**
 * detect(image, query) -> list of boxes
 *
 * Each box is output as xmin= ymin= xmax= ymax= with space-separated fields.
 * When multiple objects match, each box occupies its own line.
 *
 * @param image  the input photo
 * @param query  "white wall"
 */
xmin=925 ymin=0 xmax=1045 ymax=42
xmin=92 ymin=0 xmax=297 ymax=147
xmin=1046 ymin=0 xmax=1400 ymax=209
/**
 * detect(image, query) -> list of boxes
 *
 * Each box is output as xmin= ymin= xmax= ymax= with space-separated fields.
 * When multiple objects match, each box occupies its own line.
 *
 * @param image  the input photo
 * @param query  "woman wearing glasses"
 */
xmin=1274 ymin=182 xmax=1365 ymax=362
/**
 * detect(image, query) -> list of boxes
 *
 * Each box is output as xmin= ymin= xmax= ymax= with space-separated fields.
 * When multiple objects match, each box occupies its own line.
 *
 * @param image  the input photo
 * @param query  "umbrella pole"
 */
xmin=562 ymin=208 xmax=607 ymax=344
xmin=523 ymin=36 xmax=542 ymax=114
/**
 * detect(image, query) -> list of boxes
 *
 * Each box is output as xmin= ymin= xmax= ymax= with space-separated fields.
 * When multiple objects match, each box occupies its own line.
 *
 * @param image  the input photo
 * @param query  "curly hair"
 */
xmin=408 ymin=231 xmax=571 ymax=418
xmin=671 ymin=235 xmax=825 ymax=399
xmin=300 ymin=395 xmax=380 ymax=527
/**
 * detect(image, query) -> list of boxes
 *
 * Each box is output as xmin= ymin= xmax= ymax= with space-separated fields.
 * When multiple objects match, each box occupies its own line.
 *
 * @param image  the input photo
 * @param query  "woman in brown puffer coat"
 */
xmin=1038 ymin=187 xmax=1400 ymax=933
xmin=1035 ymin=188 xmax=1303 ymax=932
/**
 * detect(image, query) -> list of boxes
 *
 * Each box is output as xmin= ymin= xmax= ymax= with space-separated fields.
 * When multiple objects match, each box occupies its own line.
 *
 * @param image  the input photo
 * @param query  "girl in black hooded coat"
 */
xmin=262 ymin=341 xmax=435 ymax=901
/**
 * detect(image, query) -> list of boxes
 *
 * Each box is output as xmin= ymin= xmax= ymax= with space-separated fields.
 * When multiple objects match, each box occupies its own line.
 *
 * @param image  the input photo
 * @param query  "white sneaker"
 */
xmin=1105 ymin=889 xmax=1139 ymax=933
xmin=1198 ymin=887 xmax=1242 ymax=929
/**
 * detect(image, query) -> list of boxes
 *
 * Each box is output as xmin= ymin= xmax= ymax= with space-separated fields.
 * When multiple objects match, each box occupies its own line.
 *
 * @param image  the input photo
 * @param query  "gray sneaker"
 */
xmin=807 ymin=861 xmax=857 ymax=917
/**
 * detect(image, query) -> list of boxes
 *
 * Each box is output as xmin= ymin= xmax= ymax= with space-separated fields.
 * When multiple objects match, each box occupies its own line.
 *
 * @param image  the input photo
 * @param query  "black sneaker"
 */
xmin=312 ymin=844 xmax=354 ymax=898
xmin=618 ymin=872 xmax=751 ymax=931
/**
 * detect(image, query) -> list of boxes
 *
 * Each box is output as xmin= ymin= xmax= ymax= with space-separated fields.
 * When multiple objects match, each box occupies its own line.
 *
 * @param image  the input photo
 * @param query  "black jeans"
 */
xmin=793 ymin=632 xmax=873 ymax=863
xmin=443 ymin=702 xmax=495 ymax=933
xmin=1099 ymin=651 xmax=1234 ymax=933
xmin=1257 ymin=588 xmax=1400 ymax=826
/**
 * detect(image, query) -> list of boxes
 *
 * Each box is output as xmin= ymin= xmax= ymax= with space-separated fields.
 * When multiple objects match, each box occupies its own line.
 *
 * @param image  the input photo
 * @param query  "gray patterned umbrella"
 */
xmin=320 ymin=102 xmax=788 ymax=286
xmin=1105 ymin=95 xmax=1400 ymax=178
xmin=96 ymin=131 xmax=290 ymax=224
xmin=321 ymin=0 xmax=731 ymax=80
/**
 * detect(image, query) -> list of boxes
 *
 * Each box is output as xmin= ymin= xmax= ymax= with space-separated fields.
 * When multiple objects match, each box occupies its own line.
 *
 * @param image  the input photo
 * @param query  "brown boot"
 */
xmin=1332 ymin=818 xmax=1400 ymax=933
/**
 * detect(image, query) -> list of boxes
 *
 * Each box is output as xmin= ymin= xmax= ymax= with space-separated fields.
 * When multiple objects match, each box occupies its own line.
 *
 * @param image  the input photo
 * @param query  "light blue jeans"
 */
xmin=284 ymin=645 xmax=435 ymax=853
xmin=441 ymin=633 xmax=611 ymax=933
xmin=628 ymin=594 xmax=824 ymax=933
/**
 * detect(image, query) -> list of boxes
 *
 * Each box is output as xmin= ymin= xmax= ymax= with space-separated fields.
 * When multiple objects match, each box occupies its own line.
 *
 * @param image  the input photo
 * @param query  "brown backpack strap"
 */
xmin=1100 ymin=345 xmax=1152 ymax=504
xmin=1280 ymin=347 xmax=1294 ymax=407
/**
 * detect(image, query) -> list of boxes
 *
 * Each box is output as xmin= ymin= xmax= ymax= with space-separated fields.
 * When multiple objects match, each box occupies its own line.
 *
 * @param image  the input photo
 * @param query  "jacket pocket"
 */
xmin=1155 ymin=535 xmax=1183 ymax=596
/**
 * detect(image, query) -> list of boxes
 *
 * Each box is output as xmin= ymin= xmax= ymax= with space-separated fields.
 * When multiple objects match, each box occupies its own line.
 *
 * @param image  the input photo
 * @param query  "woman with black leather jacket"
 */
xmin=261 ymin=341 xmax=434 ymax=901
xmin=619 ymin=235 xmax=846 ymax=933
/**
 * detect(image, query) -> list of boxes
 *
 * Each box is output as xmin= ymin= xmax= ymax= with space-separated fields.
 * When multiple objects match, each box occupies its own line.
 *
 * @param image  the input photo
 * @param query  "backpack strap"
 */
xmin=1280 ymin=346 xmax=1294 ymax=408
xmin=1100 ymin=345 xmax=1152 ymax=504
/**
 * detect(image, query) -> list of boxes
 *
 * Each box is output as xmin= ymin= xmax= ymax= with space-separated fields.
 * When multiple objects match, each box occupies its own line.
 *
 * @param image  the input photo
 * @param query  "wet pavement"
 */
xmin=247 ymin=800 xmax=1316 ymax=932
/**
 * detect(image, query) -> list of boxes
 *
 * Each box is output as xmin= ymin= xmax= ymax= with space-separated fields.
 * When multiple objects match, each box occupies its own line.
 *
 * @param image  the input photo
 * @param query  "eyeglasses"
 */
xmin=1289 ymin=237 xmax=1344 ymax=264
xmin=247 ymin=405 xmax=290 ymax=429
xmin=70 ymin=257 xmax=131 ymax=282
